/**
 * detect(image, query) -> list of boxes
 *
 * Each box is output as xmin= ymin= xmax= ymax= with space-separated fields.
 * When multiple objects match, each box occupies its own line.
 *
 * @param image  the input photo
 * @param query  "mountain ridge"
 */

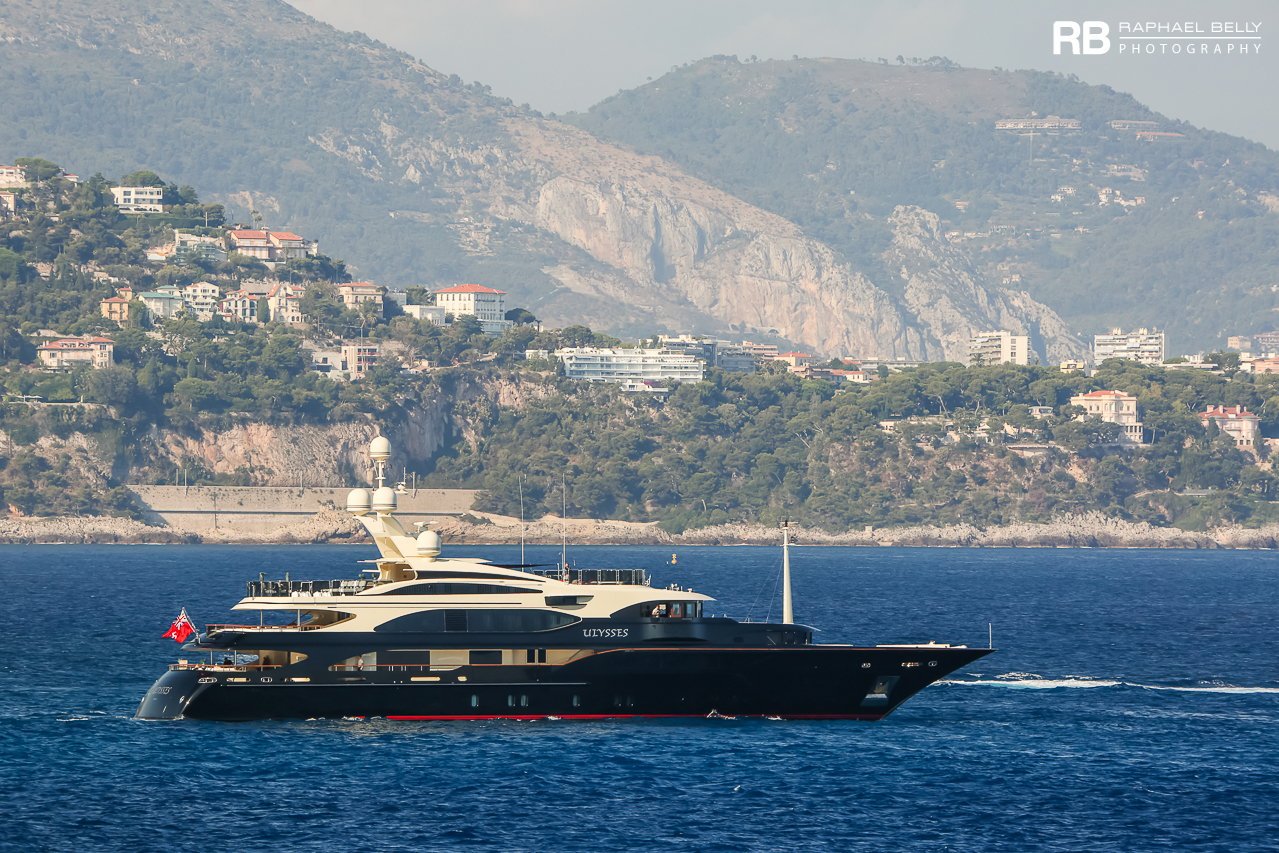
xmin=0 ymin=0 xmax=1087 ymax=359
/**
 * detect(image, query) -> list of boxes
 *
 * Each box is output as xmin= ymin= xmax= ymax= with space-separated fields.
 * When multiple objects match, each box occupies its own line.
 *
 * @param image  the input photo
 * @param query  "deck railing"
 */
xmin=246 ymin=578 xmax=378 ymax=597
xmin=525 ymin=567 xmax=648 ymax=585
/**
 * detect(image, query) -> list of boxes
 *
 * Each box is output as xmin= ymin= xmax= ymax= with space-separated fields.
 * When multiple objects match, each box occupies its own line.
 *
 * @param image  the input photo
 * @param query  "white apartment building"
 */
xmin=433 ymin=283 xmax=513 ymax=334
xmin=1070 ymin=390 xmax=1145 ymax=444
xmin=404 ymin=304 xmax=448 ymax=325
xmin=968 ymin=331 xmax=1031 ymax=366
xmin=111 ymin=186 xmax=165 ymax=213
xmin=555 ymin=347 xmax=705 ymax=384
xmin=182 ymin=281 xmax=222 ymax=320
xmin=138 ymin=289 xmax=185 ymax=320
xmin=1093 ymin=328 xmax=1165 ymax=366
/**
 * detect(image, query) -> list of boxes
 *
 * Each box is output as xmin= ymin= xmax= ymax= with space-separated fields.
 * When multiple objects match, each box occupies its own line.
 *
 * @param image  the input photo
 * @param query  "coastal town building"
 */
xmin=772 ymin=352 xmax=815 ymax=370
xmin=1250 ymin=331 xmax=1279 ymax=354
xmin=403 ymin=304 xmax=448 ymax=325
xmin=218 ymin=289 xmax=259 ymax=323
xmin=0 ymin=165 xmax=29 ymax=188
xmin=138 ymin=289 xmax=185 ymax=321
xmin=994 ymin=116 xmax=1081 ymax=132
xmin=1247 ymin=357 xmax=1279 ymax=375
xmin=1093 ymin=328 xmax=1165 ymax=366
xmin=338 ymin=282 xmax=385 ymax=315
xmin=656 ymin=335 xmax=761 ymax=373
xmin=99 ymin=296 xmax=132 ymax=324
xmin=340 ymin=342 xmax=380 ymax=377
xmin=36 ymin=336 xmax=114 ymax=370
xmin=266 ymin=282 xmax=305 ymax=326
xmin=226 ymin=230 xmax=273 ymax=260
xmin=110 ymin=186 xmax=165 ymax=213
xmin=968 ymin=331 xmax=1030 ymax=366
xmin=181 ymin=282 xmax=222 ymax=321
xmin=555 ymin=347 xmax=704 ymax=384
xmin=172 ymin=230 xmax=228 ymax=264
xmin=433 ymin=283 xmax=511 ymax=334
xmin=1070 ymin=390 xmax=1145 ymax=444
xmin=1199 ymin=405 xmax=1261 ymax=449
xmin=0 ymin=191 xmax=17 ymax=218
xmin=267 ymin=231 xmax=311 ymax=261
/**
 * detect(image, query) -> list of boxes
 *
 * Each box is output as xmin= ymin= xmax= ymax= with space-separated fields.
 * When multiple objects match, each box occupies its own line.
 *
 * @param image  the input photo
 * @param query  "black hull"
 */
xmin=137 ymin=646 xmax=992 ymax=722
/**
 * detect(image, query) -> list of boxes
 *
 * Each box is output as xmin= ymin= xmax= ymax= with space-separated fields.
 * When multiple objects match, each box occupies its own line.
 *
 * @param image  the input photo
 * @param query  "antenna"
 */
xmin=780 ymin=520 xmax=796 ymax=624
xmin=519 ymin=473 xmax=526 ymax=566
xmin=560 ymin=473 xmax=568 ymax=580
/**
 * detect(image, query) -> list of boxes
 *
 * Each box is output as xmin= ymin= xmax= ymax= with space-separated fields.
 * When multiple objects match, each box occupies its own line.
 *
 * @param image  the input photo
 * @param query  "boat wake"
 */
xmin=943 ymin=673 xmax=1279 ymax=693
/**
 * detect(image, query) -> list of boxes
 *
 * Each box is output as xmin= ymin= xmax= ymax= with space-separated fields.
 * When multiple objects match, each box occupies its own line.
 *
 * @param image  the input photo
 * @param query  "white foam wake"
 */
xmin=944 ymin=677 xmax=1120 ymax=689
xmin=943 ymin=674 xmax=1279 ymax=693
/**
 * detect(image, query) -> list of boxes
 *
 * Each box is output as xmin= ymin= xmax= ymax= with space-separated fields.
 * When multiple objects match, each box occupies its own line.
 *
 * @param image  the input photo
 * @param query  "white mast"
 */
xmin=780 ymin=520 xmax=796 ymax=624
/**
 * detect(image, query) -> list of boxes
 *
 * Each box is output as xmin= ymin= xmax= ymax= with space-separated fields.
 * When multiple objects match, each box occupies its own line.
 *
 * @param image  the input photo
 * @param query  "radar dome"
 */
xmin=345 ymin=488 xmax=372 ymax=514
xmin=369 ymin=436 xmax=391 ymax=462
xmin=416 ymin=530 xmax=442 ymax=558
xmin=371 ymin=486 xmax=397 ymax=513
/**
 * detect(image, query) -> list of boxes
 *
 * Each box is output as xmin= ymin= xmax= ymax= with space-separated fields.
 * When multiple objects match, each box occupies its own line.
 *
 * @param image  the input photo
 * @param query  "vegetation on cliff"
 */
xmin=425 ymin=360 xmax=1279 ymax=533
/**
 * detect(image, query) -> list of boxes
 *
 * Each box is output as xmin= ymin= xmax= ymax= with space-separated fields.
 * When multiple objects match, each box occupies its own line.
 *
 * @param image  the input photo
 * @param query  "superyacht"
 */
xmin=137 ymin=437 xmax=992 ymax=721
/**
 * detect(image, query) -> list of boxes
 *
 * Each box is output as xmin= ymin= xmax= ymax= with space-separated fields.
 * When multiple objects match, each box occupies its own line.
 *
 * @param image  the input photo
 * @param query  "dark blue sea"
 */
xmin=1 ymin=544 xmax=1276 ymax=852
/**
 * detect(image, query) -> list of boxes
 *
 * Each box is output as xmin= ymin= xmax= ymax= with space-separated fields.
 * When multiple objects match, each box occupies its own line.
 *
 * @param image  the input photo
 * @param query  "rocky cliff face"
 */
xmin=138 ymin=373 xmax=556 ymax=486
xmin=0 ymin=0 xmax=1087 ymax=360
xmin=884 ymin=208 xmax=1088 ymax=362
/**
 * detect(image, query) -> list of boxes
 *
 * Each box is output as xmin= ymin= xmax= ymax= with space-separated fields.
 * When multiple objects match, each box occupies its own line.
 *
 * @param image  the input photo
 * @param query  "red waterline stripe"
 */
xmin=384 ymin=713 xmax=882 ymax=721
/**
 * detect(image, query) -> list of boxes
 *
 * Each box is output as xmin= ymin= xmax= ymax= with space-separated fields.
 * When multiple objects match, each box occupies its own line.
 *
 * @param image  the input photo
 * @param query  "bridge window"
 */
xmin=377 ymin=609 xmax=581 ymax=633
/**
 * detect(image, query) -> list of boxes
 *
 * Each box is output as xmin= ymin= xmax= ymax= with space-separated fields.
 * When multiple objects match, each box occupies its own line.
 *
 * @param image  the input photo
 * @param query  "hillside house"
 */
xmin=111 ymin=186 xmax=165 ymax=213
xmin=434 ymin=283 xmax=511 ymax=334
xmin=139 ymin=289 xmax=185 ymax=320
xmin=99 ymin=296 xmax=132 ymax=324
xmin=182 ymin=281 xmax=222 ymax=320
xmin=266 ymin=282 xmax=305 ymax=326
xmin=1070 ymin=390 xmax=1145 ymax=444
xmin=219 ymin=290 xmax=259 ymax=323
xmin=226 ymin=230 xmax=273 ymax=260
xmin=173 ymin=231 xmax=228 ymax=263
xmin=338 ymin=282 xmax=385 ymax=315
xmin=37 ymin=336 xmax=114 ymax=370
xmin=1199 ymin=405 xmax=1261 ymax=449
xmin=0 ymin=165 xmax=28 ymax=188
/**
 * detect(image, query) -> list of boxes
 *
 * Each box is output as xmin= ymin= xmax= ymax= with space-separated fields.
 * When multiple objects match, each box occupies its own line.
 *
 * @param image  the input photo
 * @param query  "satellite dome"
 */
xmin=369 ymin=436 xmax=391 ymax=462
xmin=371 ymin=486 xmax=397 ymax=513
xmin=416 ymin=529 xmax=442 ymax=558
xmin=345 ymin=488 xmax=372 ymax=514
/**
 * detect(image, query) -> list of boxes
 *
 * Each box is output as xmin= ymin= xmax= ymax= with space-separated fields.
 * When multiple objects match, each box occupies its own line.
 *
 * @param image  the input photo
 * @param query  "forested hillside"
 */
xmin=428 ymin=359 xmax=1279 ymax=533
xmin=571 ymin=56 xmax=1279 ymax=350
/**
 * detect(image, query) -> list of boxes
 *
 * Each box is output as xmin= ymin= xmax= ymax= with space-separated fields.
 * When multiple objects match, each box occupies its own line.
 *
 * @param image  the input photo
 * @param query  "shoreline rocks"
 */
xmin=3 ymin=509 xmax=1279 ymax=549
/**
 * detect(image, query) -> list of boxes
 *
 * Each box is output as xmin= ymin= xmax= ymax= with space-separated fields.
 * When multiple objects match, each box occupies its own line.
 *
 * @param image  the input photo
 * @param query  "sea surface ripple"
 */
xmin=0 ymin=544 xmax=1275 ymax=852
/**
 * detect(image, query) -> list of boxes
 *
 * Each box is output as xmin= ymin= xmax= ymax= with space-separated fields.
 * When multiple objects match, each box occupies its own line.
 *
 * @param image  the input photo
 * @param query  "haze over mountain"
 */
xmin=571 ymin=56 xmax=1279 ymax=351
xmin=1 ymin=1 xmax=1273 ymax=355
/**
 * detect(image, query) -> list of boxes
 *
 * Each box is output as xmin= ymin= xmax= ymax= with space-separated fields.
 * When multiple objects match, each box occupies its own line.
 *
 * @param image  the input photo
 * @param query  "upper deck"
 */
xmin=245 ymin=567 xmax=649 ymax=598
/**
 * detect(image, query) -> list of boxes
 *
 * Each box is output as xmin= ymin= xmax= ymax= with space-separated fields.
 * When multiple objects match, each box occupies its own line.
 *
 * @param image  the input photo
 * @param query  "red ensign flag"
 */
xmin=162 ymin=608 xmax=197 ymax=643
